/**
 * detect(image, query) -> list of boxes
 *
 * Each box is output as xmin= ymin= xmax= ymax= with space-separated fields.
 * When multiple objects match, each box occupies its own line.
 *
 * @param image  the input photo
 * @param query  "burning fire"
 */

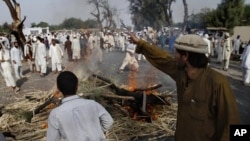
xmin=125 ymin=71 xmax=159 ymax=122
xmin=128 ymin=72 xmax=137 ymax=91
xmin=46 ymin=90 xmax=62 ymax=109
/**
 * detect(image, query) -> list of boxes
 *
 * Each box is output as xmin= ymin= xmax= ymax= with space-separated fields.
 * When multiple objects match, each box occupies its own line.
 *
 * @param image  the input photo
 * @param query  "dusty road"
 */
xmin=0 ymin=48 xmax=249 ymax=125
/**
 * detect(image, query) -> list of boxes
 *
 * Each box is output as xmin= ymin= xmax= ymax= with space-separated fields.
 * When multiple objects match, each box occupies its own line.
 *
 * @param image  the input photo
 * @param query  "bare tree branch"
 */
xmin=3 ymin=0 xmax=19 ymax=21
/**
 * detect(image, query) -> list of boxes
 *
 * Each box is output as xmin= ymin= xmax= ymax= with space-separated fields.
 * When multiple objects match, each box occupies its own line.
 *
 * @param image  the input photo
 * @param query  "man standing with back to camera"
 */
xmin=128 ymin=32 xmax=239 ymax=141
xmin=46 ymin=71 xmax=113 ymax=141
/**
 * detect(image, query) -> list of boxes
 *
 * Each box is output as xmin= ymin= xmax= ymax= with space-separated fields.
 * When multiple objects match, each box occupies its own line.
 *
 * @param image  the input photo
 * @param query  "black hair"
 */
xmin=57 ymin=71 xmax=78 ymax=96
xmin=176 ymin=49 xmax=209 ymax=68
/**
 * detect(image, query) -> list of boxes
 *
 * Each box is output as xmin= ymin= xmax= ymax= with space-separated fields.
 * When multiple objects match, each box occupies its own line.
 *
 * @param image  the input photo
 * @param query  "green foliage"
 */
xmin=27 ymin=18 xmax=98 ymax=31
xmin=30 ymin=22 xmax=37 ymax=27
xmin=128 ymin=0 xmax=176 ymax=30
xmin=60 ymin=18 xmax=85 ymax=29
xmin=187 ymin=0 xmax=246 ymax=31
xmin=216 ymin=0 xmax=244 ymax=29
xmin=0 ymin=22 xmax=11 ymax=33
xmin=84 ymin=19 xmax=98 ymax=28
xmin=36 ymin=21 xmax=49 ymax=27
xmin=241 ymin=4 xmax=250 ymax=25
xmin=49 ymin=24 xmax=62 ymax=31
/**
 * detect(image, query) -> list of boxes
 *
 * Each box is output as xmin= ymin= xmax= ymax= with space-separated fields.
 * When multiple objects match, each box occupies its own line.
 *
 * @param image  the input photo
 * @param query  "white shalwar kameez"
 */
xmin=119 ymin=43 xmax=139 ymax=72
xmin=233 ymin=38 xmax=241 ymax=55
xmin=0 ymin=48 xmax=16 ymax=87
xmin=10 ymin=47 xmax=24 ymax=79
xmin=34 ymin=41 xmax=47 ymax=74
xmin=49 ymin=44 xmax=64 ymax=72
xmin=216 ymin=37 xmax=223 ymax=63
xmin=240 ymin=45 xmax=250 ymax=84
xmin=118 ymin=35 xmax=126 ymax=52
xmin=32 ymin=41 xmax=40 ymax=72
xmin=107 ymin=35 xmax=115 ymax=52
xmin=222 ymin=37 xmax=232 ymax=70
xmin=71 ymin=38 xmax=81 ymax=60
xmin=24 ymin=43 xmax=35 ymax=72
xmin=203 ymin=36 xmax=211 ymax=57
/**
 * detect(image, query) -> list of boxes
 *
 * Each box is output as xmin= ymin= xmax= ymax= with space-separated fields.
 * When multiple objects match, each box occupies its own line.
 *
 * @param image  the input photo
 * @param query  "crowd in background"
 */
xmin=1 ymin=26 xmax=250 ymax=94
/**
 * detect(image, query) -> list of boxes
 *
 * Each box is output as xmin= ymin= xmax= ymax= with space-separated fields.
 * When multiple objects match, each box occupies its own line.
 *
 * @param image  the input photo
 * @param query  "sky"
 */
xmin=0 ymin=0 xmax=250 ymax=28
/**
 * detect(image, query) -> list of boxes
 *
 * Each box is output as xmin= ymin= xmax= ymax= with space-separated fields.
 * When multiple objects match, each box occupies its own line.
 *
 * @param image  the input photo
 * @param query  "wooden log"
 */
xmin=133 ymin=84 xmax=163 ymax=92
xmin=101 ymin=93 xmax=135 ymax=101
xmin=92 ymin=74 xmax=170 ymax=105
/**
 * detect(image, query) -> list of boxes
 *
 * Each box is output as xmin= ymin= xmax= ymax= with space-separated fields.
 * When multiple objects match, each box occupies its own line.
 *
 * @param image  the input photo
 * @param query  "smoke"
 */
xmin=68 ymin=44 xmax=103 ymax=82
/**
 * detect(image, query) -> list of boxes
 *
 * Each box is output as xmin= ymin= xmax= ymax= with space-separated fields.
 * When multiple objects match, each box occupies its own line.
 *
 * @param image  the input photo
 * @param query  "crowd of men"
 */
xmin=1 ymin=25 xmax=250 ymax=141
xmin=1 ymin=26 xmax=250 ymax=94
xmin=200 ymin=32 xmax=250 ymax=86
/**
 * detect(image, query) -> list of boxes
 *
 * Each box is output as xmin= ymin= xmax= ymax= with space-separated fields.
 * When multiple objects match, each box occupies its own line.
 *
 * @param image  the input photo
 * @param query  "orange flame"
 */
xmin=128 ymin=72 xmax=137 ymax=91
xmin=42 ymin=122 xmax=48 ymax=129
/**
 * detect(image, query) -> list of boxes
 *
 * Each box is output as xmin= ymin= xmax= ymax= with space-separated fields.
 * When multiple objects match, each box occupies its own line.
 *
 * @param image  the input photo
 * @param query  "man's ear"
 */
xmin=181 ymin=52 xmax=188 ymax=62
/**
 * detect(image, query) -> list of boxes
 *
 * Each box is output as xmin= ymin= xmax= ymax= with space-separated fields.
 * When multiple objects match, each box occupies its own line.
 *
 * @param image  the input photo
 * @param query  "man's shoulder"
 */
xmin=207 ymin=67 xmax=229 ymax=83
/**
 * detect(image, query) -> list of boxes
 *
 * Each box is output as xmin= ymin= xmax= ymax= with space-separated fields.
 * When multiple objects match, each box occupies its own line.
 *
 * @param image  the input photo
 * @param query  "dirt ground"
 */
xmin=0 ymin=47 xmax=249 ymax=140
xmin=1 ymin=48 xmax=249 ymax=121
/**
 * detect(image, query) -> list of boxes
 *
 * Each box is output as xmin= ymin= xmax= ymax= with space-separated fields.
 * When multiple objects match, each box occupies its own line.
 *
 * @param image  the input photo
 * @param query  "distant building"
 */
xmin=23 ymin=27 xmax=50 ymax=35
xmin=232 ymin=26 xmax=250 ymax=43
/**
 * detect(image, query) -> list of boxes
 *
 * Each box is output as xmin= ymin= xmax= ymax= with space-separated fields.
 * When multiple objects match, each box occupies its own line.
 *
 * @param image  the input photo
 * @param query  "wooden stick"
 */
xmin=113 ymin=103 xmax=129 ymax=116
xmin=101 ymin=93 xmax=135 ymax=101
xmin=133 ymin=84 xmax=163 ymax=92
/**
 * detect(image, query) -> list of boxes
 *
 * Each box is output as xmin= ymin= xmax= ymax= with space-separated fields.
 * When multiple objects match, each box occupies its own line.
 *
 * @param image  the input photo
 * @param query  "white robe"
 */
xmin=240 ymin=45 xmax=250 ymax=83
xmin=34 ymin=41 xmax=47 ymax=73
xmin=71 ymin=38 xmax=81 ymax=59
xmin=216 ymin=37 xmax=223 ymax=62
xmin=10 ymin=47 xmax=24 ymax=79
xmin=32 ymin=42 xmax=40 ymax=71
xmin=222 ymin=38 xmax=232 ymax=60
xmin=241 ymin=45 xmax=250 ymax=69
xmin=119 ymin=43 xmax=139 ymax=71
xmin=222 ymin=38 xmax=232 ymax=69
xmin=24 ymin=43 xmax=35 ymax=71
xmin=118 ymin=35 xmax=126 ymax=51
xmin=233 ymin=38 xmax=241 ymax=54
xmin=0 ymin=36 xmax=10 ymax=49
xmin=0 ymin=49 xmax=16 ymax=87
xmin=10 ymin=47 xmax=22 ymax=66
xmin=49 ymin=44 xmax=63 ymax=64
xmin=35 ymin=42 xmax=47 ymax=66
xmin=203 ymin=38 xmax=211 ymax=56
xmin=49 ymin=44 xmax=64 ymax=71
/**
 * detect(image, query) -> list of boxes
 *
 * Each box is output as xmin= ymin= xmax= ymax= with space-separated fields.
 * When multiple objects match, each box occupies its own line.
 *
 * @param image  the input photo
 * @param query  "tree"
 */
xmin=101 ymin=0 xmax=117 ymax=28
xmin=30 ymin=22 xmax=37 ymax=27
xmin=60 ymin=18 xmax=85 ymax=29
xmin=3 ymin=0 xmax=26 ymax=49
xmin=88 ymin=0 xmax=117 ymax=30
xmin=0 ymin=22 xmax=11 ymax=33
xmin=241 ymin=4 xmax=250 ymax=25
xmin=88 ymin=0 xmax=104 ymax=29
xmin=84 ymin=19 xmax=98 ymax=28
xmin=216 ymin=0 xmax=245 ymax=30
xmin=128 ymin=0 xmax=176 ymax=30
xmin=182 ymin=0 xmax=188 ymax=32
xmin=187 ymin=8 xmax=216 ymax=30
xmin=36 ymin=22 xmax=49 ymax=27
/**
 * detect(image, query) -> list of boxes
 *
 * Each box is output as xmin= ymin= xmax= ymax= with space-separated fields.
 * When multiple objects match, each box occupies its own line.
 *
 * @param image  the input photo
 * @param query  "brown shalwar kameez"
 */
xmin=135 ymin=40 xmax=240 ymax=141
xmin=64 ymin=40 xmax=72 ymax=61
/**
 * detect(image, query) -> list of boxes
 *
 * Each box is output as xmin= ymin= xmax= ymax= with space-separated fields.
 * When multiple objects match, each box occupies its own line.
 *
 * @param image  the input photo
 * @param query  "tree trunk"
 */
xmin=3 ymin=0 xmax=26 ymax=51
xmin=182 ymin=0 xmax=188 ymax=33
xmin=89 ymin=0 xmax=104 ymax=30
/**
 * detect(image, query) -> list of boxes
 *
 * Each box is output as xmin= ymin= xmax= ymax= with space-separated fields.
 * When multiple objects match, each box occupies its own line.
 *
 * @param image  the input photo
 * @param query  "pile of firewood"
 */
xmin=0 ymin=74 xmax=177 ymax=141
